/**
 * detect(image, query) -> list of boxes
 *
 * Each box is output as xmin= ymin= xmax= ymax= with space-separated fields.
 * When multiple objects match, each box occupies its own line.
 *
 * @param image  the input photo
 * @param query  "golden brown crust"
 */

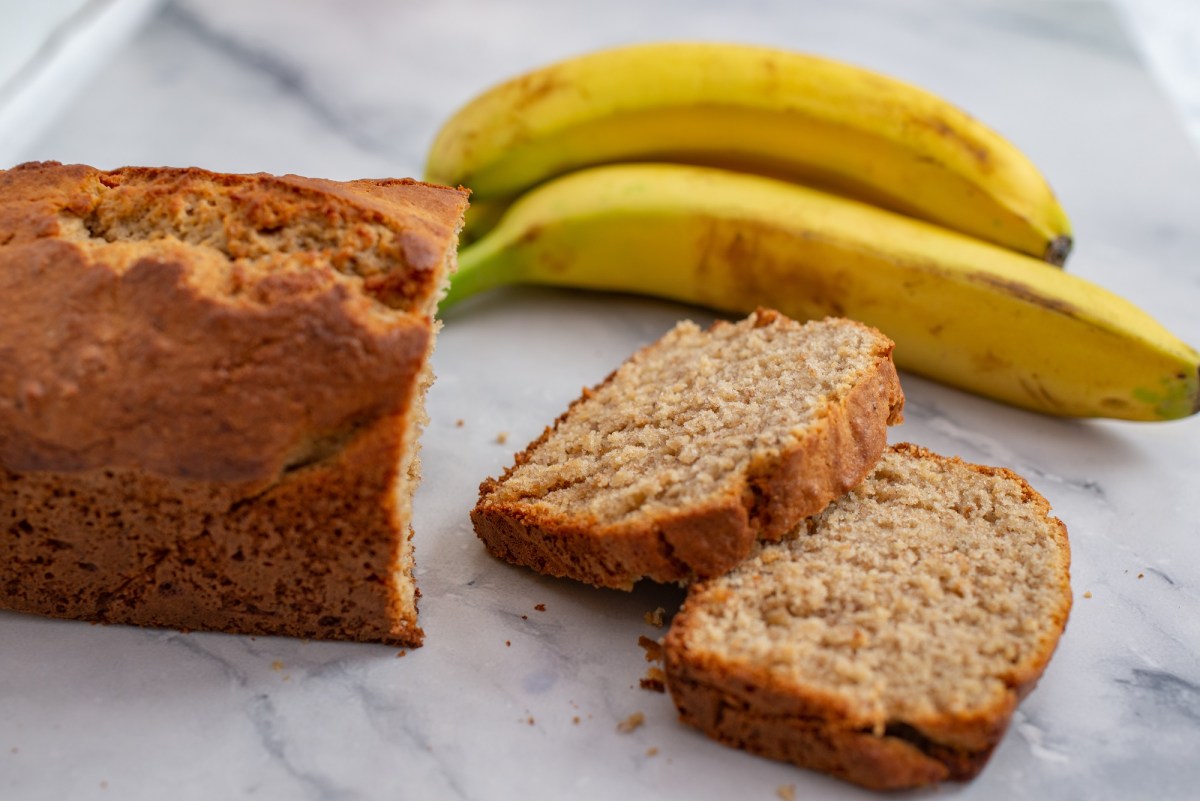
xmin=0 ymin=162 xmax=467 ymax=277
xmin=0 ymin=240 xmax=430 ymax=481
xmin=663 ymin=638 xmax=1015 ymax=789
xmin=2 ymin=414 xmax=422 ymax=646
xmin=0 ymin=161 xmax=469 ymax=645
xmin=662 ymin=444 xmax=1072 ymax=790
xmin=746 ymin=348 xmax=903 ymax=542
xmin=0 ymin=162 xmax=467 ymax=481
xmin=472 ymin=314 xmax=904 ymax=589
xmin=662 ymin=657 xmax=954 ymax=790
xmin=471 ymin=494 xmax=756 ymax=590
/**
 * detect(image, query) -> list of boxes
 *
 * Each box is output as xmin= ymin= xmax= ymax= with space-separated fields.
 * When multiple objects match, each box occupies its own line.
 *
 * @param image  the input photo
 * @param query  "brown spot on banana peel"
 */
xmin=692 ymin=216 xmax=847 ymax=318
xmin=696 ymin=217 xmax=1059 ymax=323
xmin=452 ymin=72 xmax=571 ymax=177
xmin=516 ymin=223 xmax=544 ymax=247
xmin=507 ymin=71 xmax=572 ymax=115
xmin=973 ymin=349 xmax=1012 ymax=373
xmin=967 ymin=273 xmax=1082 ymax=318
xmin=1017 ymin=374 xmax=1068 ymax=412
xmin=909 ymin=113 xmax=1071 ymax=268
xmin=523 ymin=226 xmax=575 ymax=277
xmin=1098 ymin=396 xmax=1134 ymax=413
xmin=909 ymin=113 xmax=993 ymax=171
xmin=515 ymin=223 xmax=575 ymax=276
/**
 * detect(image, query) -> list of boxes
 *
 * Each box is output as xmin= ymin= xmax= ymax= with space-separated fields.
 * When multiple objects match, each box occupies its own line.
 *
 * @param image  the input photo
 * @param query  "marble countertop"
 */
xmin=3 ymin=1 xmax=1199 ymax=799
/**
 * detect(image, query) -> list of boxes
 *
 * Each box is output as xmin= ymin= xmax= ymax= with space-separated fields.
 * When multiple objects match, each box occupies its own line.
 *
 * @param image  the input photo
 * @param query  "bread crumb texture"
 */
xmin=45 ymin=163 xmax=461 ymax=313
xmin=679 ymin=444 xmax=1070 ymax=720
xmin=640 ymin=666 xmax=667 ymax=693
xmin=484 ymin=314 xmax=890 ymax=522
xmin=617 ymin=712 xmax=646 ymax=733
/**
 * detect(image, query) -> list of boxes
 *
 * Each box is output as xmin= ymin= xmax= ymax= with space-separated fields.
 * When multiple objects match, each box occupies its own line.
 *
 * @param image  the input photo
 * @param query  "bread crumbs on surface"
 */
xmin=455 ymin=419 xmax=465 ymax=428
xmin=1084 ymin=591 xmax=1093 ymax=598
xmin=776 ymin=784 xmax=796 ymax=801
xmin=496 ymin=431 xmax=509 ymax=444
xmin=505 ymin=640 xmax=511 ymax=647
xmin=646 ymin=747 xmax=659 ymax=757
xmin=573 ymin=716 xmax=581 ymax=725
xmin=271 ymin=660 xmax=284 ymax=671
xmin=644 ymin=606 xmax=666 ymax=627
xmin=526 ymin=716 xmax=535 ymax=726
xmin=617 ymin=712 xmax=645 ymax=733
xmin=638 ymin=635 xmax=664 ymax=662
xmin=396 ymin=650 xmax=407 ymax=658
xmin=534 ymin=603 xmax=546 ymax=612
xmin=640 ymin=666 xmax=667 ymax=693
xmin=1138 ymin=572 xmax=1145 ymax=579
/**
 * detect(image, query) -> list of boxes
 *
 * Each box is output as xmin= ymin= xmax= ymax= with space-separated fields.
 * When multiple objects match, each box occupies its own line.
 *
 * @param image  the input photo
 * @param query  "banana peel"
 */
xmin=427 ymin=42 xmax=1072 ymax=264
xmin=444 ymin=163 xmax=1198 ymax=422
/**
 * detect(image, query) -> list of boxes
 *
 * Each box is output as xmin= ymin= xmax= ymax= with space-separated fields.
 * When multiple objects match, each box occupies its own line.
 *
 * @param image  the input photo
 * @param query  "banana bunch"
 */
xmin=426 ymin=43 xmax=1200 ymax=421
xmin=427 ymin=42 xmax=1072 ymax=263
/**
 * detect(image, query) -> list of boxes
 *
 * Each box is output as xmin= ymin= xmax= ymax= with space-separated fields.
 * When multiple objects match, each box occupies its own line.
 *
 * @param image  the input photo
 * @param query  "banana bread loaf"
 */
xmin=0 ymin=161 xmax=468 ymax=646
xmin=472 ymin=310 xmax=905 ymax=589
xmin=663 ymin=443 xmax=1073 ymax=789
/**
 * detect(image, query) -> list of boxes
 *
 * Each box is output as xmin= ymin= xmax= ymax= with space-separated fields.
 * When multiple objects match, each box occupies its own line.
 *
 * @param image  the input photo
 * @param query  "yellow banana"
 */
xmin=427 ymin=42 xmax=1073 ymax=263
xmin=445 ymin=164 xmax=1198 ymax=421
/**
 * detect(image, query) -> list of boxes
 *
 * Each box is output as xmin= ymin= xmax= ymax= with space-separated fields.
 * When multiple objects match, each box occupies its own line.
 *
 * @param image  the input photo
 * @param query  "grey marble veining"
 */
xmin=4 ymin=1 xmax=1200 ymax=800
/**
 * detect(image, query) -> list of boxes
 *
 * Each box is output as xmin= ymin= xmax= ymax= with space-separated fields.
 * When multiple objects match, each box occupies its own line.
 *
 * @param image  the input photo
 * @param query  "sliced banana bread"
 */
xmin=472 ymin=310 xmax=905 ymax=589
xmin=664 ymin=443 xmax=1072 ymax=790
xmin=0 ymin=161 xmax=468 ymax=646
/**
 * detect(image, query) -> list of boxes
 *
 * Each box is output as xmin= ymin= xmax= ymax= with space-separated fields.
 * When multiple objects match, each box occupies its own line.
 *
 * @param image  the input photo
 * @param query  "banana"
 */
xmin=445 ymin=163 xmax=1198 ymax=421
xmin=427 ymin=42 xmax=1073 ymax=264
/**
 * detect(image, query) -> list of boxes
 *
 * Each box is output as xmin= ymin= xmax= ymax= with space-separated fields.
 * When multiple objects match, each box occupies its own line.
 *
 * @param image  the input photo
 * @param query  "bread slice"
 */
xmin=663 ymin=443 xmax=1072 ymax=790
xmin=0 ymin=161 xmax=468 ymax=646
xmin=472 ymin=310 xmax=905 ymax=589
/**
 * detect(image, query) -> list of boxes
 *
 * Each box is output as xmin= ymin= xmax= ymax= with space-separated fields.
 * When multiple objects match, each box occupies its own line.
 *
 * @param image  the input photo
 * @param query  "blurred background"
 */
xmin=2 ymin=0 xmax=1199 ymax=171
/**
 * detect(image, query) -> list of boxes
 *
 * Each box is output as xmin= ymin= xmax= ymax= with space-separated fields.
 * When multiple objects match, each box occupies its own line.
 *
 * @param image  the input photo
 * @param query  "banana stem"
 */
xmin=443 ymin=235 xmax=517 ymax=308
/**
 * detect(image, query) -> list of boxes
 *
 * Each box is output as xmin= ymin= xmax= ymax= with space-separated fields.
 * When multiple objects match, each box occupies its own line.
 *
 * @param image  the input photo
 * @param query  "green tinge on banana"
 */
xmin=427 ymin=42 xmax=1073 ymax=264
xmin=445 ymin=164 xmax=1198 ymax=422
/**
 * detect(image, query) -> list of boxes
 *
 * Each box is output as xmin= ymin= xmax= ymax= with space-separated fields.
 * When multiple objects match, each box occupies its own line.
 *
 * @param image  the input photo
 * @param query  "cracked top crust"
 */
xmin=0 ymin=161 xmax=469 ymax=483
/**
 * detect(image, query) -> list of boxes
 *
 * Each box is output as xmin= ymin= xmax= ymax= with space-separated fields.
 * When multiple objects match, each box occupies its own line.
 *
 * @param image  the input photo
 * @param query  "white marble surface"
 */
xmin=4 ymin=1 xmax=1200 ymax=799
xmin=1110 ymin=0 xmax=1200 ymax=152
xmin=0 ymin=0 xmax=164 ymax=165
